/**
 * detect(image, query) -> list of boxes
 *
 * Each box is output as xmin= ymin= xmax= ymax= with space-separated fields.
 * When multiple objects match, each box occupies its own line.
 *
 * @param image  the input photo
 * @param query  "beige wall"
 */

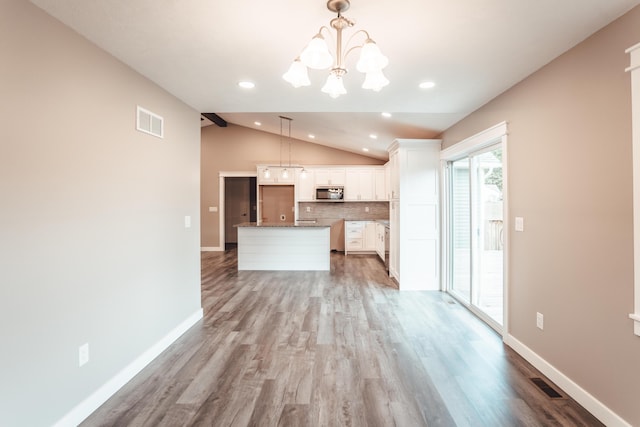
xmin=201 ymin=124 xmax=384 ymax=248
xmin=0 ymin=1 xmax=201 ymax=425
xmin=441 ymin=6 xmax=640 ymax=425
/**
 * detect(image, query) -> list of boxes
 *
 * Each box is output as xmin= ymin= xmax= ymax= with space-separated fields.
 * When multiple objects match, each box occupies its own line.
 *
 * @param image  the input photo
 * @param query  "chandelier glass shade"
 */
xmin=283 ymin=0 xmax=388 ymax=98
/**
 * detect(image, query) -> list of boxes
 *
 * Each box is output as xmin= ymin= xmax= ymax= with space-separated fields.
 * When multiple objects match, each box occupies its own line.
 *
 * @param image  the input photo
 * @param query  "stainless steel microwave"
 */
xmin=316 ymin=186 xmax=344 ymax=201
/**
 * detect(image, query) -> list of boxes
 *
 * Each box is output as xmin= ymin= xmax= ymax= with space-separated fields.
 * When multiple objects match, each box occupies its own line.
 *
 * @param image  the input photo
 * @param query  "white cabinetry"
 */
xmin=389 ymin=151 xmax=400 ymax=199
xmin=345 ymin=168 xmax=374 ymax=201
xmin=344 ymin=166 xmax=387 ymax=201
xmin=375 ymin=222 xmax=386 ymax=260
xmin=389 ymin=200 xmax=399 ymax=275
xmin=364 ymin=221 xmax=376 ymax=251
xmin=388 ymin=139 xmax=441 ymax=291
xmin=257 ymin=166 xmax=295 ymax=185
xmin=374 ymin=168 xmax=386 ymax=201
xmin=344 ymin=220 xmax=376 ymax=254
xmin=315 ymin=168 xmax=345 ymax=186
xmin=296 ymin=169 xmax=315 ymax=201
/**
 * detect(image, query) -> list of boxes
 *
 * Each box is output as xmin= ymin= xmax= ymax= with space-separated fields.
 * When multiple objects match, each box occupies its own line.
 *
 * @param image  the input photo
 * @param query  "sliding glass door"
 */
xmin=450 ymin=158 xmax=471 ymax=302
xmin=448 ymin=144 xmax=504 ymax=327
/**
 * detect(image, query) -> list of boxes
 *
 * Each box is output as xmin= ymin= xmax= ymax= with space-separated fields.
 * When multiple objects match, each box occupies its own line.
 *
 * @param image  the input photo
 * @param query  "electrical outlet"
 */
xmin=365 ymin=206 xmax=369 ymax=213
xmin=536 ymin=312 xmax=544 ymax=330
xmin=79 ymin=343 xmax=89 ymax=367
xmin=184 ymin=215 xmax=191 ymax=228
xmin=515 ymin=216 xmax=524 ymax=232
xmin=306 ymin=206 xmax=311 ymax=212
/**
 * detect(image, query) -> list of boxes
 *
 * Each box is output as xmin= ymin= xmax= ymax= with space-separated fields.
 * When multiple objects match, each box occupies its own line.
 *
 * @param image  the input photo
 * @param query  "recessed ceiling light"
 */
xmin=254 ymin=121 xmax=261 ymax=126
xmin=369 ymin=134 xmax=378 ymax=139
xmin=238 ymin=81 xmax=255 ymax=89
xmin=308 ymin=134 xmax=316 ymax=139
xmin=419 ymin=81 xmax=436 ymax=89
xmin=362 ymin=148 xmax=370 ymax=152
xmin=381 ymin=112 xmax=392 ymax=118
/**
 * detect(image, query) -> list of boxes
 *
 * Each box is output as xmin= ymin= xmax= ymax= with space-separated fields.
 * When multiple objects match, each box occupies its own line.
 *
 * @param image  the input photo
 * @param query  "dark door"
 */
xmin=225 ymin=177 xmax=257 ymax=248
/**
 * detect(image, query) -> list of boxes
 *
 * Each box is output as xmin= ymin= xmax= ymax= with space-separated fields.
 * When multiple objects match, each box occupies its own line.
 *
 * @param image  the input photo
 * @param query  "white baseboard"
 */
xmin=504 ymin=334 xmax=631 ymax=427
xmin=53 ymin=308 xmax=204 ymax=427
xmin=201 ymin=246 xmax=223 ymax=251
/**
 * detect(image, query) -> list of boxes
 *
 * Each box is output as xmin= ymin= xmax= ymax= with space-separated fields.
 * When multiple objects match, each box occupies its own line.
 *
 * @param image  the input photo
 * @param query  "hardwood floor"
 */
xmin=82 ymin=250 xmax=602 ymax=426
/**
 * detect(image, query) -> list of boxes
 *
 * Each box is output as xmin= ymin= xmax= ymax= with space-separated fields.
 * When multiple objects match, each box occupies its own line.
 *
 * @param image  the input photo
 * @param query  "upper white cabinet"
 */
xmin=389 ymin=150 xmax=400 ymax=200
xmin=343 ymin=166 xmax=387 ymax=201
xmin=296 ymin=168 xmax=315 ymax=201
xmin=315 ymin=168 xmax=345 ymax=186
xmin=345 ymin=168 xmax=374 ymax=201
xmin=374 ymin=168 xmax=386 ymax=201
xmin=388 ymin=139 xmax=441 ymax=291
xmin=257 ymin=166 xmax=295 ymax=185
xmin=260 ymin=165 xmax=389 ymax=203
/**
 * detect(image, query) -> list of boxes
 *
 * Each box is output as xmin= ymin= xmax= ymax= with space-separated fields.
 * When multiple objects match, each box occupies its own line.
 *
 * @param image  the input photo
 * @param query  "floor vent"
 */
xmin=530 ymin=377 xmax=563 ymax=399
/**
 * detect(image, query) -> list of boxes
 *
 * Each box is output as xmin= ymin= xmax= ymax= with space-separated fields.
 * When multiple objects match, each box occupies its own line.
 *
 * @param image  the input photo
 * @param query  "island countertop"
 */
xmin=234 ymin=219 xmax=336 ymax=228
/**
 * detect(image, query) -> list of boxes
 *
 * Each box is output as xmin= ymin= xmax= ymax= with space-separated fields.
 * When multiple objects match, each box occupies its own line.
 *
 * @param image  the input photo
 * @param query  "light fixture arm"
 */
xmin=342 ymin=30 xmax=372 ymax=63
xmin=283 ymin=0 xmax=389 ymax=97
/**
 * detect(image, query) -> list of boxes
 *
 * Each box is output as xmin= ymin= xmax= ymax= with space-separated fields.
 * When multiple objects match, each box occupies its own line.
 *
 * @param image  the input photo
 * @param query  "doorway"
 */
xmin=224 ymin=177 xmax=256 ymax=250
xmin=442 ymin=122 xmax=507 ymax=334
xmin=448 ymin=145 xmax=504 ymax=328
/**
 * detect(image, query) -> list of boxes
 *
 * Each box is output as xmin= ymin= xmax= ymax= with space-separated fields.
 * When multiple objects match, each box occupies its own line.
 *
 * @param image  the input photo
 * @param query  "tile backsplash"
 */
xmin=298 ymin=201 xmax=389 ymax=221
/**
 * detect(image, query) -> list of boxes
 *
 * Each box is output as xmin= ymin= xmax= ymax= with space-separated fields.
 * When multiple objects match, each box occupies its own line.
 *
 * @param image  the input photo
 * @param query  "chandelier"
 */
xmin=282 ymin=0 xmax=389 ymax=98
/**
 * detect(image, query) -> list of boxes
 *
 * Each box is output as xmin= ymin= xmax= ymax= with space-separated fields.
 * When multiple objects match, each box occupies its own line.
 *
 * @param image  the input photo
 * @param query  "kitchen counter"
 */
xmin=234 ymin=220 xmax=335 ymax=271
xmin=234 ymin=219 xmax=336 ymax=228
xmin=375 ymin=219 xmax=390 ymax=228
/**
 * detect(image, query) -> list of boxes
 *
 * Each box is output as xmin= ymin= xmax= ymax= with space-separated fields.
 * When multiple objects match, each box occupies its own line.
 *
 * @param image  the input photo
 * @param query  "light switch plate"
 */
xmin=184 ymin=215 xmax=191 ymax=228
xmin=536 ymin=312 xmax=544 ymax=330
xmin=79 ymin=343 xmax=89 ymax=367
xmin=515 ymin=217 xmax=524 ymax=232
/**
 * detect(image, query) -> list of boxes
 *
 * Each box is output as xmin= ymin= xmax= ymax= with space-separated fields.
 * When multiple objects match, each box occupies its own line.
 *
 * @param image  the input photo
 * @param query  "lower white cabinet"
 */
xmin=345 ymin=220 xmax=376 ymax=254
xmin=375 ymin=222 xmax=386 ymax=260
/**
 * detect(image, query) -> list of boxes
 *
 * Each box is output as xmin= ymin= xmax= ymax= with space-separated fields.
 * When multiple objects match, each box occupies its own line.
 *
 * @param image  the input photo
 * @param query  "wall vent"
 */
xmin=136 ymin=106 xmax=164 ymax=138
xmin=530 ymin=377 xmax=563 ymax=399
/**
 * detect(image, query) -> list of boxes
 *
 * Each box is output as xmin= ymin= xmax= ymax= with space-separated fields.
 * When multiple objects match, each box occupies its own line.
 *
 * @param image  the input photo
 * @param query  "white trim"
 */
xmin=500 ymin=133 xmax=510 ymax=338
xmin=627 ymin=42 xmax=640 ymax=336
xmin=625 ymin=41 xmax=640 ymax=54
xmin=440 ymin=123 xmax=509 ymax=337
xmin=440 ymin=121 xmax=507 ymax=160
xmin=630 ymin=313 xmax=640 ymax=335
xmin=504 ymin=334 xmax=632 ymax=427
xmin=53 ymin=309 xmax=203 ymax=427
xmin=220 ymin=171 xmax=257 ymax=178
xmin=201 ymin=246 xmax=223 ymax=252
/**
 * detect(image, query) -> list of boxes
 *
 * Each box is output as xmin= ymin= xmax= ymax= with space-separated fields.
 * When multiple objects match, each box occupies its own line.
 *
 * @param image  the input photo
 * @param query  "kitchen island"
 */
xmin=234 ymin=220 xmax=334 ymax=271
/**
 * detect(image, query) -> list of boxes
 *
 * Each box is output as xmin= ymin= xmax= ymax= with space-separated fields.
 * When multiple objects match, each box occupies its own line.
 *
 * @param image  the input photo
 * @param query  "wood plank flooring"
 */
xmin=81 ymin=250 xmax=603 ymax=426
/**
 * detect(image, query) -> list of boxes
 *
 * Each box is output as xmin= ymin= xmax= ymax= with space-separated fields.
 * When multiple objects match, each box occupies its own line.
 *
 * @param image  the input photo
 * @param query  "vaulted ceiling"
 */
xmin=31 ymin=0 xmax=640 ymax=159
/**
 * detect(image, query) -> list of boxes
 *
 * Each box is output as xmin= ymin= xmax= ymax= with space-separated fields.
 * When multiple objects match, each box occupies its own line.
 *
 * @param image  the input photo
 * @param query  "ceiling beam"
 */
xmin=202 ymin=113 xmax=227 ymax=127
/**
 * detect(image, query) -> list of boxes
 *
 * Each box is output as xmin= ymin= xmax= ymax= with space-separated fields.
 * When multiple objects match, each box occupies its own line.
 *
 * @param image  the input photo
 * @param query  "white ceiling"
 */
xmin=31 ymin=0 xmax=640 ymax=160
